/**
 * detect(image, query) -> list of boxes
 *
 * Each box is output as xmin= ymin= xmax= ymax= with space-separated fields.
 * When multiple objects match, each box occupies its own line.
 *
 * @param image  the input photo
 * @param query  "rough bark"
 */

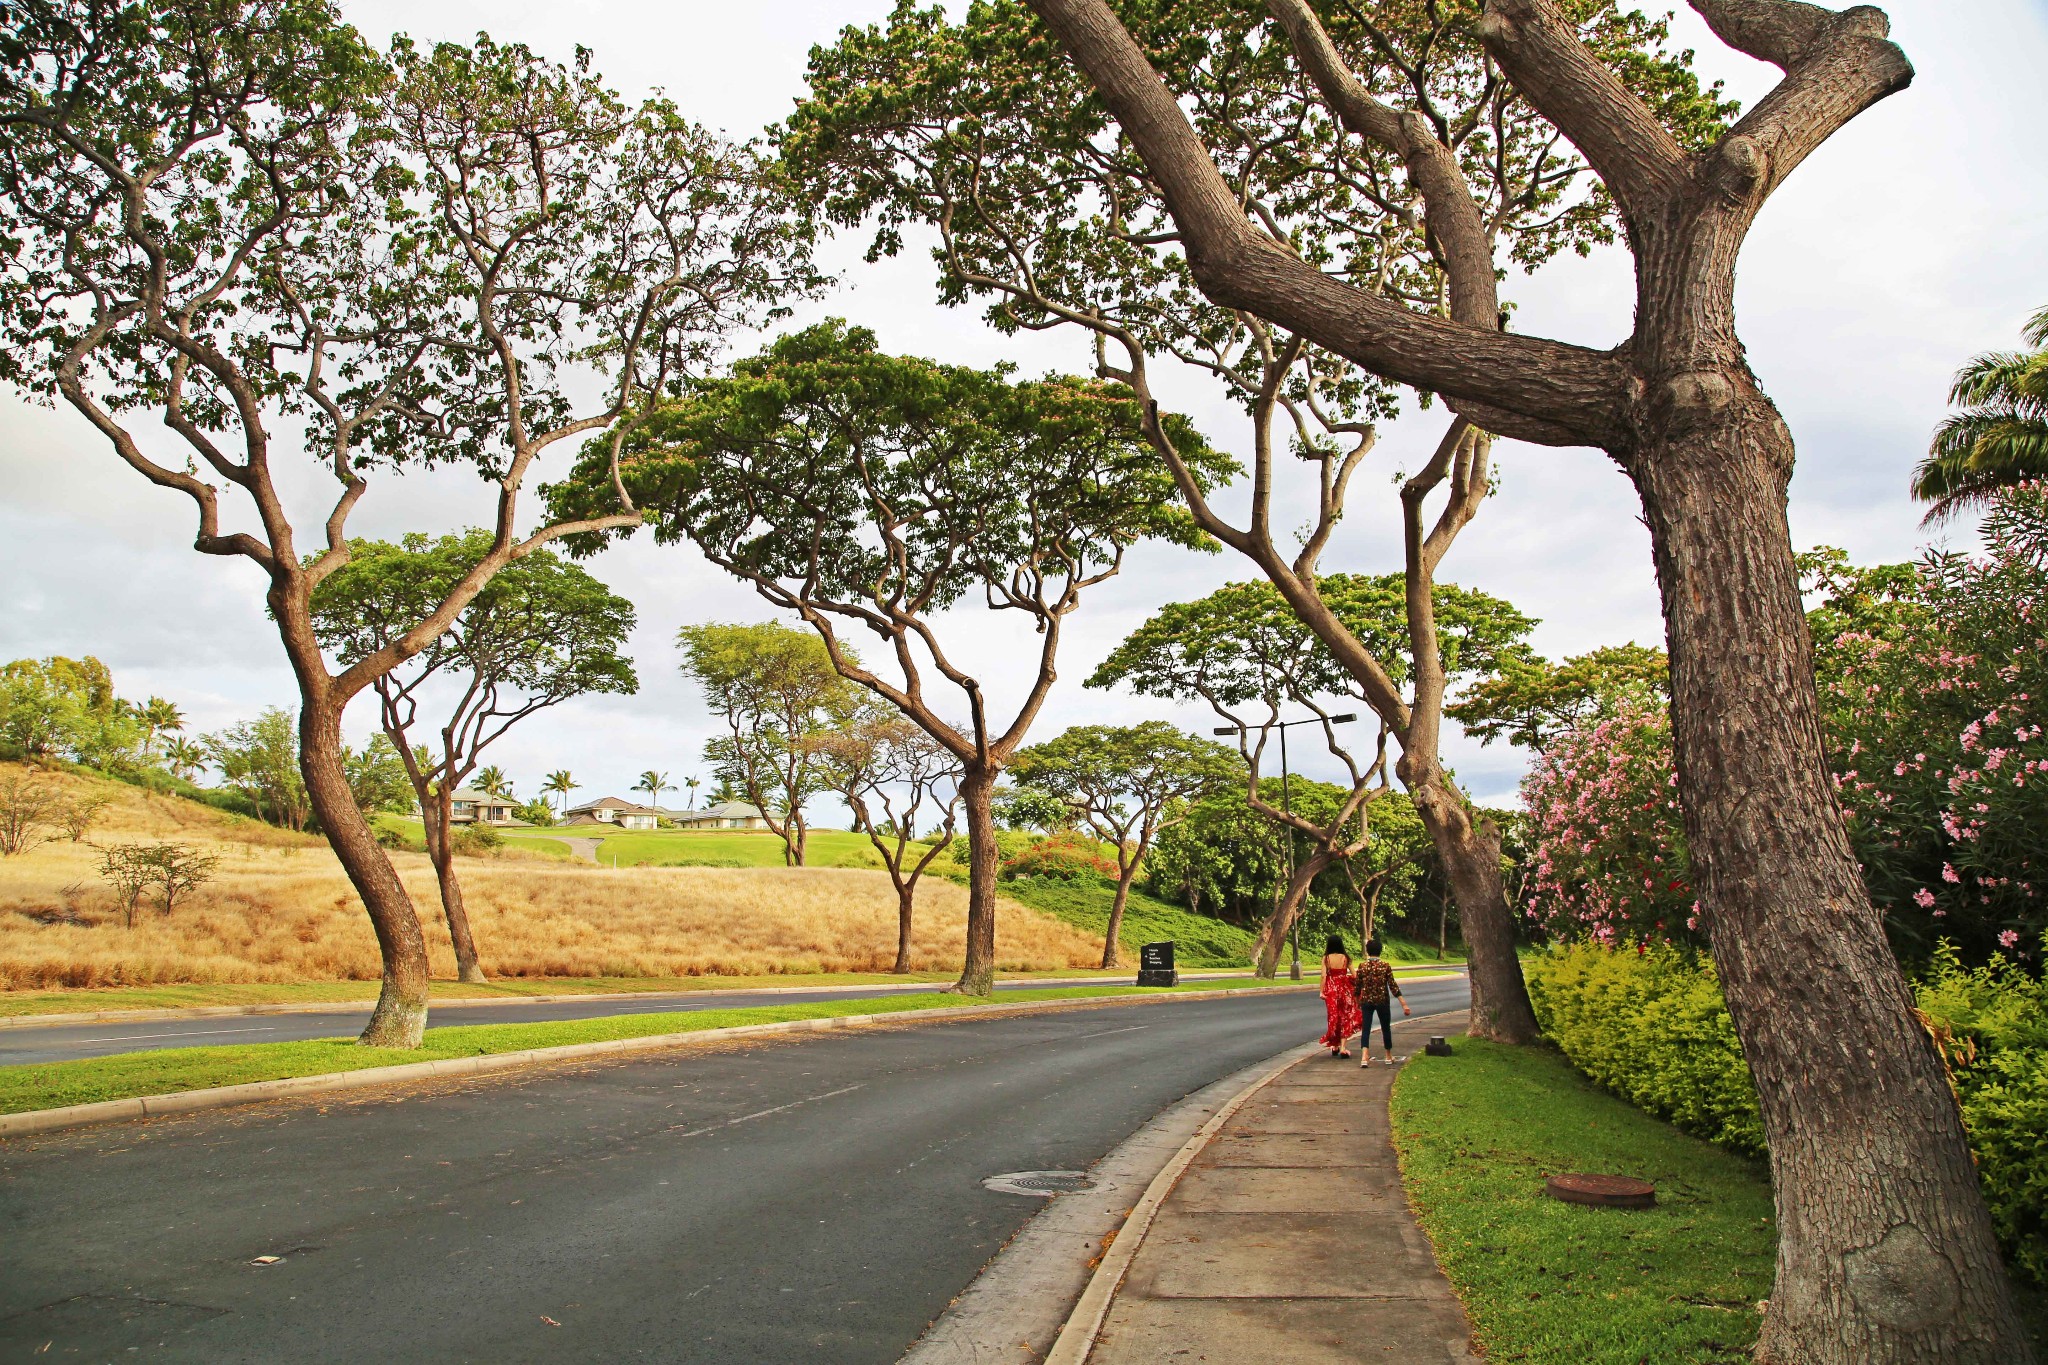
xmin=296 ymin=693 xmax=431 ymax=1049
xmin=893 ymin=882 xmax=917 ymax=974
xmin=1101 ymin=872 xmax=1135 ymax=970
xmin=1637 ymin=395 xmax=2027 ymax=1363
xmin=953 ymin=764 xmax=1000 ymax=995
xmin=1406 ymin=772 xmax=1538 ymax=1041
xmin=1251 ymin=849 xmax=1337 ymax=978
xmin=421 ymin=793 xmax=487 ymax=986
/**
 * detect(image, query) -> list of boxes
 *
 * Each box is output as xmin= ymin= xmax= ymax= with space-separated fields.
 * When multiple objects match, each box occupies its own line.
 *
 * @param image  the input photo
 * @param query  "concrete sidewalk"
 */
xmin=1082 ymin=1015 xmax=1479 ymax=1364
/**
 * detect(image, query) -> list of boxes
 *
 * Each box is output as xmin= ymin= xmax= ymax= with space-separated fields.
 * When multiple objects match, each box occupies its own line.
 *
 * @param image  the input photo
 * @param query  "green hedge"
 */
xmin=1526 ymin=941 xmax=2047 ymax=1286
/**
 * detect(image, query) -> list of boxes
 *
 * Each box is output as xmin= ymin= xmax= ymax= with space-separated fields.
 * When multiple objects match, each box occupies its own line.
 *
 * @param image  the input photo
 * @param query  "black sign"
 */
xmin=1136 ymin=940 xmax=1177 ymax=987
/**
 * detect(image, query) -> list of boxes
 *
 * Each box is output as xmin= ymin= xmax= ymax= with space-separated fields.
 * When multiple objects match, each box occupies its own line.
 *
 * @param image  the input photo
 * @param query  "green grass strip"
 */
xmin=0 ymin=977 xmax=1299 ymax=1116
xmin=1391 ymin=1039 xmax=1775 ymax=1364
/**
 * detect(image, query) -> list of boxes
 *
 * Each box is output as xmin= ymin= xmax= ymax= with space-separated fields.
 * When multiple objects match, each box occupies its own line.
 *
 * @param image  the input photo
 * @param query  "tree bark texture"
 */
xmin=893 ymin=881 xmax=917 ymax=975
xmin=1637 ymin=398 xmax=2027 ymax=1363
xmin=421 ymin=794 xmax=487 ymax=986
xmin=953 ymin=764 xmax=1000 ymax=995
xmin=297 ymin=699 xmax=431 ymax=1048
xmin=1101 ymin=873 xmax=1134 ymax=970
xmin=1252 ymin=850 xmax=1335 ymax=979
xmin=1404 ymin=773 xmax=1539 ymax=1042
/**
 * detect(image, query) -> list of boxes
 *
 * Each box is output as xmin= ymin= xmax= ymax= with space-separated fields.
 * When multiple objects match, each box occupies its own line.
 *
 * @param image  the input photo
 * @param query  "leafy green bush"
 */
xmin=451 ymin=823 xmax=503 ymax=857
xmin=1002 ymin=832 xmax=1119 ymax=881
xmin=1918 ymin=942 xmax=2048 ymax=1286
xmin=1527 ymin=940 xmax=2048 ymax=1286
xmin=1526 ymin=943 xmax=1763 ymax=1155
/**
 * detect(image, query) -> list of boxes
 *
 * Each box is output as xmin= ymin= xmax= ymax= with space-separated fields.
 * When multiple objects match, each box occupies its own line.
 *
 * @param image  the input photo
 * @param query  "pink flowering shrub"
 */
xmin=1523 ymin=486 xmax=2047 ymax=966
xmin=1519 ymin=692 xmax=1699 ymax=949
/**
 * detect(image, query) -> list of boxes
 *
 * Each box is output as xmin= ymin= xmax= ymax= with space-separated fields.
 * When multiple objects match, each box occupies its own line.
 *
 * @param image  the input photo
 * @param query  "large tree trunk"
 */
xmin=297 ymin=698 xmax=432 ymax=1048
xmin=1101 ymin=870 xmax=1135 ymax=970
xmin=1252 ymin=849 xmax=1334 ymax=978
xmin=423 ymin=794 xmax=487 ymax=986
xmin=1636 ymin=394 xmax=2028 ymax=1364
xmin=951 ymin=764 xmax=999 ymax=995
xmin=1405 ymin=773 xmax=1539 ymax=1043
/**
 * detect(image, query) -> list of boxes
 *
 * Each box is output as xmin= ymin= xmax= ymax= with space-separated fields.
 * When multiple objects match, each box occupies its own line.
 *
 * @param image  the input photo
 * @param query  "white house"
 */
xmin=669 ymin=801 xmax=771 ymax=831
xmin=446 ymin=789 xmax=520 ymax=826
xmin=561 ymin=796 xmax=664 ymax=831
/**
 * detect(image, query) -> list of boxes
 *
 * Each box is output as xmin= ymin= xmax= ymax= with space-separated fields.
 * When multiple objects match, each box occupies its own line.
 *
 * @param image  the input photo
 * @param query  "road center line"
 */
xmin=69 ymin=1026 xmax=281 ymax=1043
xmin=671 ymin=1083 xmax=867 ymax=1140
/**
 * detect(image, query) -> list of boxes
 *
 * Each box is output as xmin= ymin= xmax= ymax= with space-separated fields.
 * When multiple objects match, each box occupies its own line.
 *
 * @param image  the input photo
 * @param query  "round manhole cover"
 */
xmin=1545 ymin=1173 xmax=1656 ymax=1209
xmin=982 ymin=1170 xmax=1096 ymax=1198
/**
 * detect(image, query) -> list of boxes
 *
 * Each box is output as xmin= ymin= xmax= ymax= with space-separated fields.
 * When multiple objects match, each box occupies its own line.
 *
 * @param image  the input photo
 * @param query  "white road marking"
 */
xmin=672 ymin=1084 xmax=866 ymax=1140
xmin=70 ymin=1026 xmax=281 ymax=1043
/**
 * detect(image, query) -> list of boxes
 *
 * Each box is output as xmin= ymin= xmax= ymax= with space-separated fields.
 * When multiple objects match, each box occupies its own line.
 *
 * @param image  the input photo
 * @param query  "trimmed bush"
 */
xmin=1526 ymin=943 xmax=1762 ymax=1155
xmin=1526 ymin=941 xmax=2048 ymax=1286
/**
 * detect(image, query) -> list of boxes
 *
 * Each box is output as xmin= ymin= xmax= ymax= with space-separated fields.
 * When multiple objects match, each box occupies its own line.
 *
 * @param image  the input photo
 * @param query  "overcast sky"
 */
xmin=3 ymin=0 xmax=2044 ymax=815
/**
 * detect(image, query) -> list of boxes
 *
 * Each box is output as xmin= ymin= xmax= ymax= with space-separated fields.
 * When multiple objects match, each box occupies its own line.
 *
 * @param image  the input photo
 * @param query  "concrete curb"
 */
xmin=0 ymin=971 xmax=1283 ymax=1030
xmin=1043 ymin=1041 xmax=1320 ymax=1365
xmin=0 ymin=984 xmax=1317 ymax=1140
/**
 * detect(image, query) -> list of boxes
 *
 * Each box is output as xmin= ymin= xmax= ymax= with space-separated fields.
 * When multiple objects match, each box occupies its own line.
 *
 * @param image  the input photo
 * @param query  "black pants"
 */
xmin=1361 ymin=999 xmax=1395 ymax=1050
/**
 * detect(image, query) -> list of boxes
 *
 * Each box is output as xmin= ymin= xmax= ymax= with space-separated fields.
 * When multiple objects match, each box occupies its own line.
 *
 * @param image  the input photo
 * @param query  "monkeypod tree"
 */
xmin=1009 ymin=722 xmax=1236 ymax=967
xmin=1093 ymin=573 xmax=1532 ymax=977
xmin=0 ymin=2 xmax=815 ymax=1045
xmin=1002 ymin=0 xmax=2034 ymax=1354
xmin=311 ymin=532 xmax=637 ymax=983
xmin=553 ymin=321 xmax=1228 ymax=994
xmin=814 ymin=701 xmax=964 ymax=973
xmin=1448 ymin=642 xmax=1668 ymax=751
xmin=677 ymin=621 xmax=862 ymax=867
xmin=787 ymin=0 xmax=1714 ymax=1041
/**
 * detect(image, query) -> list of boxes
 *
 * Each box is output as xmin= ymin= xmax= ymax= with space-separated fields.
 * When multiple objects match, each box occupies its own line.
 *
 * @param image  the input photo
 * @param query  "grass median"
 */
xmin=1392 ymin=1039 xmax=1775 ymax=1364
xmin=0 ymin=977 xmax=1306 ymax=1116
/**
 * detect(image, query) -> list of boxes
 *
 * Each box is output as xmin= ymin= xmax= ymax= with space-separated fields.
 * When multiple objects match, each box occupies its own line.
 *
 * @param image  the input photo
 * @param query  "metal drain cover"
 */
xmin=982 ymin=1170 xmax=1096 ymax=1198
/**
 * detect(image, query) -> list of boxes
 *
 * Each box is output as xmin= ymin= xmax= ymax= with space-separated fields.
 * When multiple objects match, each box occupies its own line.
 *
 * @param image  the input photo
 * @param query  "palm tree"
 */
xmin=163 ymin=737 xmax=205 ymax=783
xmin=543 ymin=769 xmax=576 ymax=813
xmin=475 ymin=766 xmax=513 ymax=799
xmin=634 ymin=770 xmax=670 ymax=810
xmin=138 ymin=696 xmax=185 ymax=757
xmin=683 ymin=776 xmax=701 ymax=810
xmin=1913 ymin=305 xmax=2048 ymax=523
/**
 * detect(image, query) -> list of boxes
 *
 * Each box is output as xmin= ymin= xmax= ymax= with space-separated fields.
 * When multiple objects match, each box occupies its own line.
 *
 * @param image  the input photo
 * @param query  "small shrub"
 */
xmin=452 ymin=823 xmax=503 ymax=858
xmin=58 ymin=794 xmax=111 ymax=842
xmin=95 ymin=842 xmax=221 ymax=926
xmin=0 ymin=770 xmax=59 ymax=856
xmin=1001 ymin=832 xmax=1119 ymax=882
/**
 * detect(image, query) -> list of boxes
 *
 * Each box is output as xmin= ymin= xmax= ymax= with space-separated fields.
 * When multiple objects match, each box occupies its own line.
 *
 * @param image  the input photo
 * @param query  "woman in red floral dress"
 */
xmin=1318 ymin=935 xmax=1361 ymax=1057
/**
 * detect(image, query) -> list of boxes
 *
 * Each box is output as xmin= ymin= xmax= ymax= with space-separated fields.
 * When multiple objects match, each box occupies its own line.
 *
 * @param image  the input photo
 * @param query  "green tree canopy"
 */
xmin=553 ymin=319 xmax=1231 ymax=993
xmin=1446 ymin=642 xmax=1668 ymax=751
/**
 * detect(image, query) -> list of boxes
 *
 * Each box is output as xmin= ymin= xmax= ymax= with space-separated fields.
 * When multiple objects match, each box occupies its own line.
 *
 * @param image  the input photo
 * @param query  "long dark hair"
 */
xmin=1324 ymin=934 xmax=1347 ymax=956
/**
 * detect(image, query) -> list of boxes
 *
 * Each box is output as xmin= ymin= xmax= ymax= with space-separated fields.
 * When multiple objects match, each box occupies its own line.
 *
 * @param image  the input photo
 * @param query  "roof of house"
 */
xmin=676 ymin=801 xmax=766 ymax=820
xmin=449 ymin=788 xmax=515 ymax=804
xmin=563 ymin=796 xmax=662 ymax=816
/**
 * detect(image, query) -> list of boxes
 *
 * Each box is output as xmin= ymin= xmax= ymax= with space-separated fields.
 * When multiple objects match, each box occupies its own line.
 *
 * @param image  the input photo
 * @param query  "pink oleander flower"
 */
xmin=1913 ymin=888 xmax=1937 ymax=909
xmin=1999 ymin=929 xmax=2020 ymax=949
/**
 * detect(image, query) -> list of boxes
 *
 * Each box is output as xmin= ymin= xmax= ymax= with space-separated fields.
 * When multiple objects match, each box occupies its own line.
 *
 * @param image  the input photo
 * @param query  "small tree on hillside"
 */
xmin=313 ymin=532 xmax=637 ymax=984
xmin=206 ymin=709 xmax=311 ymax=831
xmin=0 ymin=5 xmax=816 ymax=1046
xmin=678 ymin=622 xmax=860 ymax=866
xmin=556 ymin=321 xmax=1229 ymax=993
xmin=0 ymin=769 xmax=59 ymax=856
xmin=1010 ymin=722 xmax=1236 ymax=968
xmin=1092 ymin=574 xmax=1531 ymax=976
xmin=815 ymin=703 xmax=964 ymax=972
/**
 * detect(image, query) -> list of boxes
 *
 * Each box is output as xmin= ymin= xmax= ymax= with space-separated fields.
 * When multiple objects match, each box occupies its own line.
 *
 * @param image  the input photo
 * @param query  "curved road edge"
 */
xmin=0 ymin=984 xmax=1321 ymax=1141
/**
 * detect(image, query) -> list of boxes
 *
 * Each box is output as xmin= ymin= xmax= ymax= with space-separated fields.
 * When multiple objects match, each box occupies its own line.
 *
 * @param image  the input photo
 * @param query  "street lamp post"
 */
xmin=1215 ymin=712 xmax=1357 ymax=980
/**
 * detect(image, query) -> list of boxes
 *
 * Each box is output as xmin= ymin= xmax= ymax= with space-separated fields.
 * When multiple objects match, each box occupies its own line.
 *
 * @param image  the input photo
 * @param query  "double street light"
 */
xmin=1214 ymin=713 xmax=1357 ymax=980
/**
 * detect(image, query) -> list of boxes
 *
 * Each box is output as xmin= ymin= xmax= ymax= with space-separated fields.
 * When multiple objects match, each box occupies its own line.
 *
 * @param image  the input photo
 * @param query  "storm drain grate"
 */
xmin=981 ymin=1170 xmax=1095 ymax=1198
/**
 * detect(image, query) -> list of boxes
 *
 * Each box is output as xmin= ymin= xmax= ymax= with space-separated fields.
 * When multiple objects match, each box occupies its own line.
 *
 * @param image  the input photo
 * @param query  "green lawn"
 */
xmin=0 ymin=977 xmax=1300 ymax=1115
xmin=1392 ymin=1039 xmax=1776 ymax=1363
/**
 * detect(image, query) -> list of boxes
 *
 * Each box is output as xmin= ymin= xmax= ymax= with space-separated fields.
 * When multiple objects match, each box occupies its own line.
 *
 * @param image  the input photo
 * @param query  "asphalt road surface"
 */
xmin=1 ymin=972 xmax=1444 ymax=1066
xmin=1 ymin=979 xmax=1467 ymax=1363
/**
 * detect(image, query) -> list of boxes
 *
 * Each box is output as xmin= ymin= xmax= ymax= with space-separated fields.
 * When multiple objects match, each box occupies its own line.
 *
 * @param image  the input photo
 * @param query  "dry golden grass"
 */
xmin=0 ymin=763 xmax=1102 ymax=988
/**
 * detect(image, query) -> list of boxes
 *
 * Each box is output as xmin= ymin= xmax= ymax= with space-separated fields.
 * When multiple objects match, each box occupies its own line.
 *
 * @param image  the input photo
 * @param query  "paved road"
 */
xmin=0 ymin=980 xmax=1467 ymax=1363
xmin=2 ymin=973 xmax=1438 ymax=1066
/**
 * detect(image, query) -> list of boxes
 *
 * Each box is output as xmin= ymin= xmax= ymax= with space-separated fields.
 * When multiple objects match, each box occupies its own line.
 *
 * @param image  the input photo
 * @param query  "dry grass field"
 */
xmin=0 ymin=763 xmax=1103 ymax=988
